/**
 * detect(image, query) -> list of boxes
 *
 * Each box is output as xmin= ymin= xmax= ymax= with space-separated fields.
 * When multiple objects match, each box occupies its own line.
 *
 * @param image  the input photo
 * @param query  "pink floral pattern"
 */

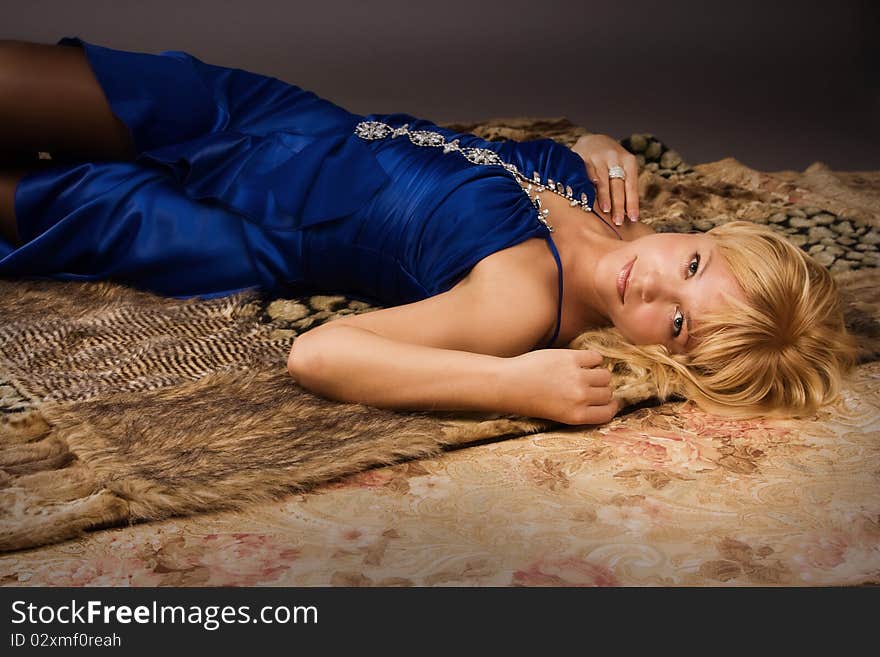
xmin=513 ymin=557 xmax=619 ymax=587
xmin=2 ymin=362 xmax=879 ymax=587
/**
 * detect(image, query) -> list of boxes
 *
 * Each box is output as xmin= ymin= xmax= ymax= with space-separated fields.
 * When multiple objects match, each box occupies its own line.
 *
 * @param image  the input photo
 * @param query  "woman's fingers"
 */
xmin=582 ymin=368 xmax=613 ymax=404
xmin=623 ymin=156 xmax=640 ymax=222
xmin=576 ymin=357 xmax=614 ymax=405
xmin=574 ymin=352 xmax=615 ymax=405
xmin=592 ymin=161 xmax=611 ymax=214
xmin=573 ymin=134 xmax=642 ymax=223
xmin=589 ymin=157 xmax=640 ymax=225
xmin=575 ymin=349 xmax=604 ymax=368
xmin=585 ymin=384 xmax=614 ymax=405
xmin=609 ymin=177 xmax=626 ymax=226
xmin=587 ymin=366 xmax=612 ymax=387
xmin=584 ymin=160 xmax=599 ymax=186
xmin=573 ymin=398 xmax=620 ymax=425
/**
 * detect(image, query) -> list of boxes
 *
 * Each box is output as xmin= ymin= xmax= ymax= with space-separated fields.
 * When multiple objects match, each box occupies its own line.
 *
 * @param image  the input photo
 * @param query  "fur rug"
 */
xmin=1 ymin=118 xmax=878 ymax=553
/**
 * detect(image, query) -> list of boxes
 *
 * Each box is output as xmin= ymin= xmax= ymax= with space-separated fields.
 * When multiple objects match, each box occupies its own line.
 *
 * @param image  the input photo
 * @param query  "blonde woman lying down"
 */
xmin=0 ymin=38 xmax=858 ymax=425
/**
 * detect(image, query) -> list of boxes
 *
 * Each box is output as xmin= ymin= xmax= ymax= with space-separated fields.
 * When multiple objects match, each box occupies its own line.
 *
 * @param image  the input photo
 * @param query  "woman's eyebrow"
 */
xmin=699 ymin=250 xmax=713 ymax=279
xmin=685 ymin=248 xmax=714 ymax=347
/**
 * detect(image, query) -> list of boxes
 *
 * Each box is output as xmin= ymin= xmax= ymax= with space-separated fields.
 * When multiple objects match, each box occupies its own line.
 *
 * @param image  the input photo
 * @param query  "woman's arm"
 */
xmin=289 ymin=325 xmax=509 ymax=413
xmin=287 ymin=268 xmax=619 ymax=425
xmin=288 ymin=267 xmax=552 ymax=414
xmin=289 ymin=325 xmax=617 ymax=425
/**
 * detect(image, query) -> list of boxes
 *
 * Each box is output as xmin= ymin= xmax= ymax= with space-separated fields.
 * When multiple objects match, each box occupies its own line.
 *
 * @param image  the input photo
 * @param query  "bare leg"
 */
xmin=0 ymin=39 xmax=136 ymax=162
xmin=0 ymin=39 xmax=141 ymax=247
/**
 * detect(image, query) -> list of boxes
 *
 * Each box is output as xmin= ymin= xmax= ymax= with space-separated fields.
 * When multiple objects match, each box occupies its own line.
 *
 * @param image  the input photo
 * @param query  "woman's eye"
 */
xmin=672 ymin=309 xmax=684 ymax=337
xmin=687 ymin=253 xmax=701 ymax=277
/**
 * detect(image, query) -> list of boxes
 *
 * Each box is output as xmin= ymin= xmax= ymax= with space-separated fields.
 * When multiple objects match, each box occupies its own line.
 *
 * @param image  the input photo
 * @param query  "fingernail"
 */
xmin=614 ymin=216 xmax=623 ymax=226
xmin=630 ymin=214 xmax=639 ymax=222
xmin=602 ymin=204 xmax=610 ymax=212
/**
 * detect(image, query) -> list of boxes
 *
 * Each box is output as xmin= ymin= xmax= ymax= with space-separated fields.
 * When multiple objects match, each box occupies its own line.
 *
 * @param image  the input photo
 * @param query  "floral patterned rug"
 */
xmin=1 ymin=118 xmax=878 ymax=586
xmin=2 ymin=362 xmax=877 ymax=586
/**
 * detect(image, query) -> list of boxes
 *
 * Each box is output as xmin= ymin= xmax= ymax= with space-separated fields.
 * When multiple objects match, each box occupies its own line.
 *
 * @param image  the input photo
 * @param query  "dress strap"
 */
xmin=542 ymin=235 xmax=564 ymax=349
xmin=540 ymin=209 xmax=622 ymax=349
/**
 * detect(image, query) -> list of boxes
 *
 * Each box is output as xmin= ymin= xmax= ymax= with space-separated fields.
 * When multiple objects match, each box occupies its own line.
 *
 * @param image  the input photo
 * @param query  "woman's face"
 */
xmin=594 ymin=231 xmax=744 ymax=354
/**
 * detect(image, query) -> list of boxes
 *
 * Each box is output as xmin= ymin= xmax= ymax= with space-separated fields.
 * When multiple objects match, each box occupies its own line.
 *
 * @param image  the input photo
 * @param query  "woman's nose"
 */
xmin=638 ymin=270 xmax=666 ymax=303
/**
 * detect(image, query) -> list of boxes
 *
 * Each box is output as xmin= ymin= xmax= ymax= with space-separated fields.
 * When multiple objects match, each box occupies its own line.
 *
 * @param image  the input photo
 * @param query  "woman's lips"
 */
xmin=618 ymin=256 xmax=636 ymax=304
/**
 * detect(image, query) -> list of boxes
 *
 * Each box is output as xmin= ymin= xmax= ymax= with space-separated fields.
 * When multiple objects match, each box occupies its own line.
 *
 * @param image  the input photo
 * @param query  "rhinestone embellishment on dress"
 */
xmin=354 ymin=120 xmax=593 ymax=232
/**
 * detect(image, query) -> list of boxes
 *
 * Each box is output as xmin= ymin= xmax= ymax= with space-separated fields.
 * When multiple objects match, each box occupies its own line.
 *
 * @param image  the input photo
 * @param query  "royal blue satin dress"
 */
xmin=0 ymin=37 xmax=618 ymax=348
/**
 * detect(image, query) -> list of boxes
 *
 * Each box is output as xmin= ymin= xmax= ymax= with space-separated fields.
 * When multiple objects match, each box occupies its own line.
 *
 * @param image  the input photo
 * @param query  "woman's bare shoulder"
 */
xmin=305 ymin=239 xmax=558 ymax=357
xmin=464 ymin=236 xmax=559 ymax=285
xmin=461 ymin=237 xmax=561 ymax=347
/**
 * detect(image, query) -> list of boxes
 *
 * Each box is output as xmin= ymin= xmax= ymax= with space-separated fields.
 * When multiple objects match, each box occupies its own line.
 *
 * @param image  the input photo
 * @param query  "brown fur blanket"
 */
xmin=1 ymin=117 xmax=878 ymax=554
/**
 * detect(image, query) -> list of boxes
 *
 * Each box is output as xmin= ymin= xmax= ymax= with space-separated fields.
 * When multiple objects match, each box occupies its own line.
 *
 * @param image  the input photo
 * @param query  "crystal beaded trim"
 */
xmin=354 ymin=120 xmax=593 ymax=232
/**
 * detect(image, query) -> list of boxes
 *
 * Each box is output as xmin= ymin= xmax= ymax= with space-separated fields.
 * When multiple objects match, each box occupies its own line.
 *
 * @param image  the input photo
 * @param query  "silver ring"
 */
xmin=608 ymin=165 xmax=626 ymax=181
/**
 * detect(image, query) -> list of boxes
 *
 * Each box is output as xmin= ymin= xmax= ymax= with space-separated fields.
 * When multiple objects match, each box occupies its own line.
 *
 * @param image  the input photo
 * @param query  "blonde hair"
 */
xmin=592 ymin=220 xmax=860 ymax=419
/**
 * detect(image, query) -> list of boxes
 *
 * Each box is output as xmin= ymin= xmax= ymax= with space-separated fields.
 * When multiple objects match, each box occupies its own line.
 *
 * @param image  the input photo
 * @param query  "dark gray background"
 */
xmin=4 ymin=0 xmax=877 ymax=170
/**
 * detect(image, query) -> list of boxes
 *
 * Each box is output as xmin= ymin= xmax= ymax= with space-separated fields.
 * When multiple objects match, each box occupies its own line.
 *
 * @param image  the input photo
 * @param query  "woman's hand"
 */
xmin=572 ymin=134 xmax=640 ymax=226
xmin=503 ymin=349 xmax=619 ymax=425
